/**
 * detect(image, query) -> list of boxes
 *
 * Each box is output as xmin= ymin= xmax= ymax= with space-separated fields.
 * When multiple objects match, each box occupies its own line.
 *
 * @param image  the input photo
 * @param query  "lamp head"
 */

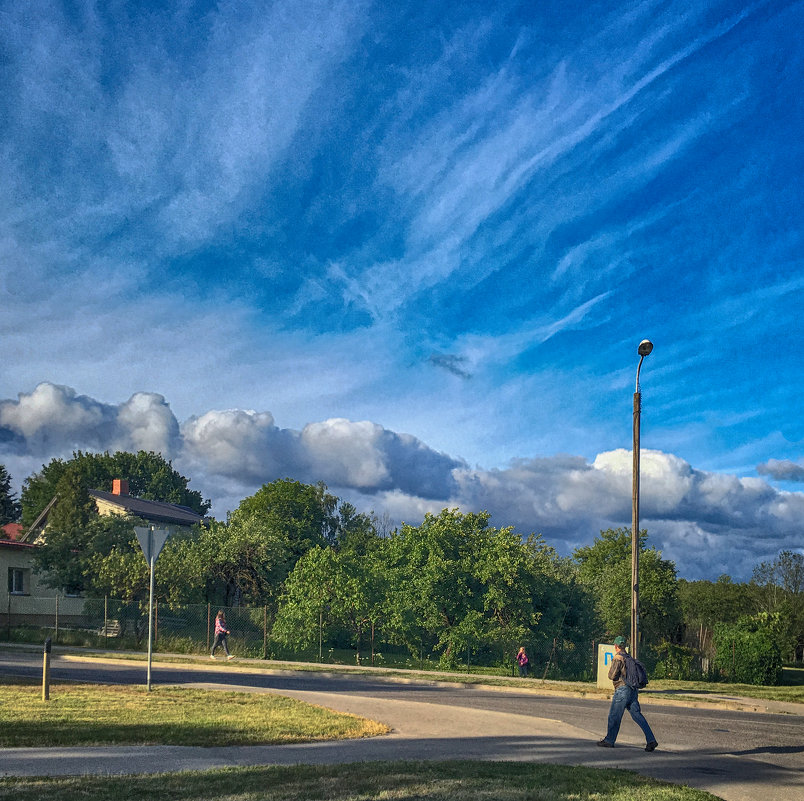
xmin=638 ymin=339 xmax=653 ymax=357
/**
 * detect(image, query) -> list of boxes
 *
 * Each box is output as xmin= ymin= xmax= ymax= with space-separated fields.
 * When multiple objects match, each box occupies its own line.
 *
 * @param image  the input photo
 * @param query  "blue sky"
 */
xmin=1 ymin=0 xmax=802 ymax=581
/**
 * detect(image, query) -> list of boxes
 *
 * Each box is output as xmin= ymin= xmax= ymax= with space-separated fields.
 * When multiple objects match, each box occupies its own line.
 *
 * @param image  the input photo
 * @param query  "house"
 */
xmin=22 ymin=478 xmax=205 ymax=543
xmin=1 ymin=537 xmax=42 ymax=602
xmin=5 ymin=479 xmax=205 ymax=628
xmin=88 ymin=479 xmax=205 ymax=528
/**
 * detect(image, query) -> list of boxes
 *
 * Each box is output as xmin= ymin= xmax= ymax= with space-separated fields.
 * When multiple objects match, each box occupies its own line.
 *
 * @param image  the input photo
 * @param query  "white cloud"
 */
xmin=182 ymin=409 xmax=462 ymax=500
xmin=117 ymin=393 xmax=181 ymax=454
xmin=181 ymin=409 xmax=298 ymax=484
xmin=0 ymin=383 xmax=179 ymax=457
xmin=301 ymin=419 xmax=391 ymax=488
xmin=2 ymin=382 xmax=802 ymax=581
xmin=448 ymin=448 xmax=804 ymax=580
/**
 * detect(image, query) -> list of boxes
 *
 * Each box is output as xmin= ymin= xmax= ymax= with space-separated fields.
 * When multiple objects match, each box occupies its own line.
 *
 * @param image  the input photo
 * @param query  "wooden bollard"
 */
xmin=42 ymin=637 xmax=51 ymax=701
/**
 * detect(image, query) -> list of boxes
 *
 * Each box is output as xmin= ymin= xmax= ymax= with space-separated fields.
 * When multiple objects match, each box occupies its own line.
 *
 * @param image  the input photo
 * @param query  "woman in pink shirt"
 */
xmin=210 ymin=610 xmax=235 ymax=660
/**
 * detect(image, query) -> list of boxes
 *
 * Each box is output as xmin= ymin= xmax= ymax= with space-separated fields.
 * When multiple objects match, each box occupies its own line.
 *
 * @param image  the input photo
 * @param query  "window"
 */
xmin=8 ymin=567 xmax=28 ymax=595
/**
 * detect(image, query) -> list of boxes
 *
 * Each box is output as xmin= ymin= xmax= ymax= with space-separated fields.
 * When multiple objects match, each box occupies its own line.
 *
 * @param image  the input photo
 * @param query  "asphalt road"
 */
xmin=2 ymin=650 xmax=803 ymax=801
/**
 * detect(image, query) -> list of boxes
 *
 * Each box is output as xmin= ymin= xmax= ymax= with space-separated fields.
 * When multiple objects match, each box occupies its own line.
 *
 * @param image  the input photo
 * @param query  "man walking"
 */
xmin=597 ymin=635 xmax=658 ymax=751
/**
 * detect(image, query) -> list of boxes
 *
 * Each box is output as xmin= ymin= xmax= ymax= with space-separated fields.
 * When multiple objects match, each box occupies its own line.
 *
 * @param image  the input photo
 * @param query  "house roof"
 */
xmin=88 ymin=490 xmax=204 ymax=527
xmin=0 ymin=537 xmax=35 ymax=551
xmin=1 ymin=522 xmax=23 ymax=540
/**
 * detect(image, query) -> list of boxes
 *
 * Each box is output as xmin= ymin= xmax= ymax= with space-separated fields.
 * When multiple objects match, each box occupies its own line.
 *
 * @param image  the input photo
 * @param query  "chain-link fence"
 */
xmin=10 ymin=594 xmax=756 ymax=681
xmin=2 ymin=594 xmax=607 ymax=679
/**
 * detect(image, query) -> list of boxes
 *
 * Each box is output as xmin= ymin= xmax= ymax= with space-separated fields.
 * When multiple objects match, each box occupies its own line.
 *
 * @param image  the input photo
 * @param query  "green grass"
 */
xmin=45 ymin=645 xmax=804 ymax=704
xmin=0 ymin=761 xmax=723 ymax=801
xmin=0 ymin=679 xmax=389 ymax=747
xmin=645 ymin=675 xmax=804 ymax=704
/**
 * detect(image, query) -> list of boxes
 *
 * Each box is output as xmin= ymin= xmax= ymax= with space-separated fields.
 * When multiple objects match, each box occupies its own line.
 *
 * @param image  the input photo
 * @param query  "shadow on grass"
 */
xmin=0 ymin=760 xmax=724 ymax=801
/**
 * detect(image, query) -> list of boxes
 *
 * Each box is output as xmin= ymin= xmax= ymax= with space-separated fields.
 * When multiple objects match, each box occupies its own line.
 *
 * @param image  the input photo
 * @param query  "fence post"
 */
xmin=104 ymin=596 xmax=108 ymax=646
xmin=54 ymin=595 xmax=59 ymax=642
xmin=42 ymin=637 xmax=52 ymax=701
xmin=207 ymin=603 xmax=211 ymax=652
xmin=154 ymin=599 xmax=158 ymax=646
xmin=263 ymin=606 xmax=267 ymax=660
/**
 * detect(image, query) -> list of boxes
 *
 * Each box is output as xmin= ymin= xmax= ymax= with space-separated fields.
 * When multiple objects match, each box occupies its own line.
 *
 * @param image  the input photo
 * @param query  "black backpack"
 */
xmin=623 ymin=653 xmax=648 ymax=689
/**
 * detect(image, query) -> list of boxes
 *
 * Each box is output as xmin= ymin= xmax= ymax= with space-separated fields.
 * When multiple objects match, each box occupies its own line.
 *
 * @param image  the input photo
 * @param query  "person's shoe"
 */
xmin=597 ymin=739 xmax=614 ymax=747
xmin=227 ymin=655 xmax=235 ymax=660
xmin=210 ymin=654 xmax=216 ymax=659
xmin=645 ymin=740 xmax=659 ymax=752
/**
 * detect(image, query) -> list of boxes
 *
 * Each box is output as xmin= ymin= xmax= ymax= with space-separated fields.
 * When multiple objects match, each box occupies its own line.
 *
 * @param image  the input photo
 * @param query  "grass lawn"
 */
xmin=0 ymin=674 xmax=742 ymax=800
xmin=0 ymin=761 xmax=723 ymax=801
xmin=55 ymin=648 xmax=804 ymax=705
xmin=0 ymin=679 xmax=388 ymax=747
xmin=645 ymin=677 xmax=804 ymax=704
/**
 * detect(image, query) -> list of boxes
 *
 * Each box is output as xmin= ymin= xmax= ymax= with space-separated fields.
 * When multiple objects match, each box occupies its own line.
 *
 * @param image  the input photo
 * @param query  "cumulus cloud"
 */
xmin=449 ymin=449 xmax=804 ymax=580
xmin=181 ymin=409 xmax=303 ymax=484
xmin=0 ymin=383 xmax=179 ymax=456
xmin=2 ymin=383 xmax=802 ymax=581
xmin=757 ymin=459 xmax=804 ymax=483
xmin=182 ymin=411 xmax=463 ymax=500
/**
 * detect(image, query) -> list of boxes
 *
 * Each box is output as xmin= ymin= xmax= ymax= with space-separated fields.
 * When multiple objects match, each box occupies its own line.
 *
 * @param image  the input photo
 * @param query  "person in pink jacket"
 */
xmin=210 ymin=610 xmax=235 ymax=660
xmin=516 ymin=646 xmax=529 ymax=677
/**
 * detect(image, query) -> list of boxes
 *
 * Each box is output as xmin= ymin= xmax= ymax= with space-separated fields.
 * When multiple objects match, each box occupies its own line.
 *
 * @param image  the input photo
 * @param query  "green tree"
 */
xmin=384 ymin=509 xmax=553 ymax=667
xmin=273 ymin=534 xmax=388 ymax=665
xmin=211 ymin=479 xmax=376 ymax=608
xmin=86 ymin=519 xmax=151 ymax=603
xmin=713 ymin=616 xmax=783 ymax=685
xmin=86 ymin=521 xmax=202 ymax=606
xmin=21 ymin=450 xmax=210 ymax=527
xmin=187 ymin=516 xmax=291 ymax=607
xmin=333 ymin=533 xmax=387 ymax=663
xmin=751 ymin=551 xmax=804 ymax=662
xmin=677 ymin=575 xmax=756 ymax=652
xmin=35 ymin=513 xmax=144 ymax=595
xmin=229 ymin=479 xmax=336 ymax=556
xmin=574 ymin=527 xmax=680 ymax=648
xmin=272 ymin=546 xmax=340 ymax=656
xmin=0 ymin=464 xmax=21 ymax=525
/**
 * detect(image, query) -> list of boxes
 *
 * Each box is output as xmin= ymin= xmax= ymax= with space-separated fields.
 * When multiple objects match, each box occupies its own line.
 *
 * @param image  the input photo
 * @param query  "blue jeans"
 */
xmin=605 ymin=684 xmax=655 ymax=744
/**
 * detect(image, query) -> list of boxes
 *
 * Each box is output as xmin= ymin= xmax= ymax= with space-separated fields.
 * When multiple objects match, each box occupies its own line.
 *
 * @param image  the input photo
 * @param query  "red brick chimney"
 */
xmin=112 ymin=479 xmax=129 ymax=496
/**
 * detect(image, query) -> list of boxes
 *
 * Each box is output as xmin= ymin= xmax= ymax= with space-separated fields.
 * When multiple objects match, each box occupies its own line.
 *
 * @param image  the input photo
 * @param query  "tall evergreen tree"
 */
xmin=0 ymin=464 xmax=21 ymax=525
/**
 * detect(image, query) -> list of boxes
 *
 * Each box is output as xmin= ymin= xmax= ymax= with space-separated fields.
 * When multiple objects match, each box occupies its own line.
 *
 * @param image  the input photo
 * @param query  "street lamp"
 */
xmin=631 ymin=339 xmax=653 ymax=660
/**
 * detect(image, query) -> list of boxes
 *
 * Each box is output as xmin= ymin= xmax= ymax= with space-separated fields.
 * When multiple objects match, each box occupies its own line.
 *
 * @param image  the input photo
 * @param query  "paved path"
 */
xmin=1 ymin=653 xmax=802 ymax=801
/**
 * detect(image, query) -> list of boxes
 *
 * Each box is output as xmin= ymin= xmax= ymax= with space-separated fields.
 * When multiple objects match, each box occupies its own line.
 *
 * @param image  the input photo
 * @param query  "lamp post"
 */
xmin=631 ymin=339 xmax=653 ymax=661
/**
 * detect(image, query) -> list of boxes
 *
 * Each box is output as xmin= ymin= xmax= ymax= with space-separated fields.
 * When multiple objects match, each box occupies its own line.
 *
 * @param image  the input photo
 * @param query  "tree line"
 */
xmin=2 ymin=452 xmax=802 ymax=681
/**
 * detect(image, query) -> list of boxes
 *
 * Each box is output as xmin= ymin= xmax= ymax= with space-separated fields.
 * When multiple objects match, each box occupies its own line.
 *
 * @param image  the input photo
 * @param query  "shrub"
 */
xmin=651 ymin=641 xmax=696 ymax=680
xmin=713 ymin=620 xmax=782 ymax=685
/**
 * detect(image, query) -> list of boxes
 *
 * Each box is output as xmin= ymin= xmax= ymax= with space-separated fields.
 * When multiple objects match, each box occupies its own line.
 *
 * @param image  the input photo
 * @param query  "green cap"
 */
xmin=613 ymin=636 xmax=626 ymax=646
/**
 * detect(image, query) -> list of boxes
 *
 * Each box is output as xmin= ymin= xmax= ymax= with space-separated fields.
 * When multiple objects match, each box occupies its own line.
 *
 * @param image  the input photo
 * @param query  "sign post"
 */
xmin=134 ymin=525 xmax=171 ymax=691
